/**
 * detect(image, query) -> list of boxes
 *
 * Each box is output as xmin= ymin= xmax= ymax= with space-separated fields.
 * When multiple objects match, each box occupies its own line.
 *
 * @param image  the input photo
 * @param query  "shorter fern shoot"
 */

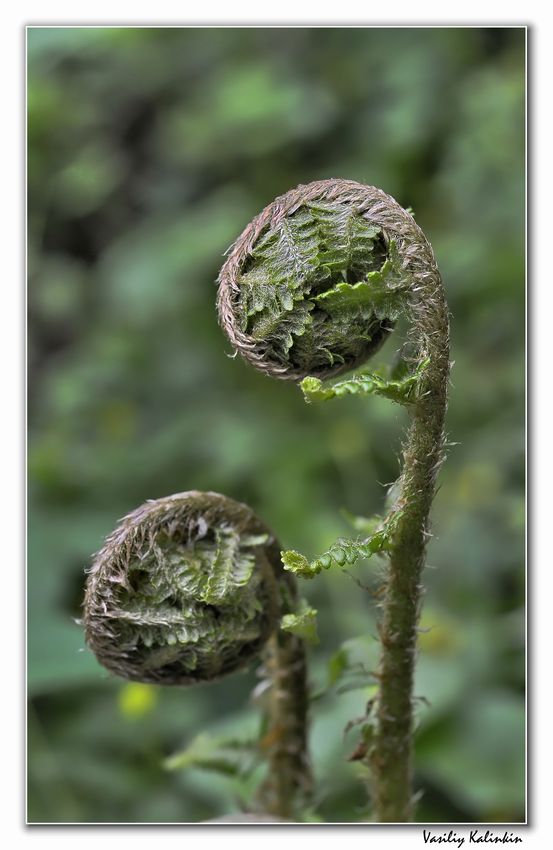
xmin=217 ymin=179 xmax=450 ymax=822
xmin=83 ymin=490 xmax=311 ymax=818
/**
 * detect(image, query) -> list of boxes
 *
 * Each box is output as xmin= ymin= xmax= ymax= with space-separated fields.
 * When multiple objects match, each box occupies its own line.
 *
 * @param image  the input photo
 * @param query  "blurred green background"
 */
xmin=27 ymin=27 xmax=525 ymax=824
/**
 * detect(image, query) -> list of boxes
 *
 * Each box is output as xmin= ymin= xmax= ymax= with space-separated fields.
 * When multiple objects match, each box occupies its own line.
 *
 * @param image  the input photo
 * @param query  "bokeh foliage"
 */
xmin=27 ymin=27 xmax=525 ymax=823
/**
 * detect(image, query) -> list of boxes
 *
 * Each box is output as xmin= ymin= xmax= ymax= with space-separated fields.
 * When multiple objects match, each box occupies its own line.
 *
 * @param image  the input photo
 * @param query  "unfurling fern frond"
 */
xmin=217 ymin=181 xmax=409 ymax=381
xmin=83 ymin=491 xmax=285 ymax=686
xmin=83 ymin=490 xmax=312 ymax=819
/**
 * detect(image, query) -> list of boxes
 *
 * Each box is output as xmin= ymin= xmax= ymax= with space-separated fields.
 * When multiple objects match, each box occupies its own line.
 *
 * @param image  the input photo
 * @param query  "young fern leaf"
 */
xmin=300 ymin=357 xmax=429 ymax=406
xmin=281 ymin=514 xmax=400 ymax=580
xmin=281 ymin=600 xmax=319 ymax=645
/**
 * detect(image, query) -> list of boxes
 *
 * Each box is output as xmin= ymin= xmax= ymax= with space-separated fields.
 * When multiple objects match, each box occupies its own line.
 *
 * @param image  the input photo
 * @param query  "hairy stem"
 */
xmin=258 ymin=627 xmax=311 ymax=818
xmin=248 ymin=551 xmax=311 ymax=820
xmin=368 ymin=255 xmax=449 ymax=822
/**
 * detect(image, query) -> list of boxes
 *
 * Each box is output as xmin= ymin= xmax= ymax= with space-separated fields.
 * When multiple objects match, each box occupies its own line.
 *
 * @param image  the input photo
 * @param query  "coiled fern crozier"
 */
xmin=218 ymin=178 xmax=450 ymax=822
xmin=84 ymin=491 xmax=310 ymax=818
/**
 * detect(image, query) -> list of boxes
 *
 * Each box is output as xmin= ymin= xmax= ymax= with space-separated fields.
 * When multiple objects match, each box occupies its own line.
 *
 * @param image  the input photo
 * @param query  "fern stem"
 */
xmin=368 ymin=242 xmax=449 ymax=822
xmin=251 ymin=554 xmax=311 ymax=819
xmin=258 ymin=626 xmax=311 ymax=818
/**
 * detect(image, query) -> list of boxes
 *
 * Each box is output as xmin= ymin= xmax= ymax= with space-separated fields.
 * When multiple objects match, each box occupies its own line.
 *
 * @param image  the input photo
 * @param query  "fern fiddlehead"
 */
xmin=83 ymin=490 xmax=310 ymax=818
xmin=217 ymin=180 xmax=399 ymax=381
xmin=218 ymin=179 xmax=450 ymax=822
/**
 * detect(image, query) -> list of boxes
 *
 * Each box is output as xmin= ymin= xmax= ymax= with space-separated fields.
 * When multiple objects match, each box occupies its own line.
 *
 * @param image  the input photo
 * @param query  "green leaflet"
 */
xmin=308 ymin=201 xmax=381 ymax=272
xmin=250 ymin=299 xmax=314 ymax=356
xmin=202 ymin=527 xmax=258 ymax=604
xmin=202 ymin=527 xmax=240 ymax=604
xmin=278 ymin=549 xmax=311 ymax=578
xmin=314 ymin=279 xmax=404 ymax=319
xmin=300 ymin=357 xmax=430 ymax=406
xmin=280 ymin=600 xmax=319 ymax=645
xmin=254 ymin=207 xmax=321 ymax=284
xmin=313 ymin=239 xmax=408 ymax=321
xmin=238 ymin=267 xmax=303 ymax=331
xmin=281 ymin=514 xmax=400 ymax=580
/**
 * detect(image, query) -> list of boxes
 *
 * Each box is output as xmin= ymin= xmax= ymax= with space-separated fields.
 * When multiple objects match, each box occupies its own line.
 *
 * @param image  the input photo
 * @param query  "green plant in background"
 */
xmin=83 ymin=490 xmax=311 ymax=819
xmin=28 ymin=27 xmax=525 ymax=825
xmin=218 ymin=178 xmax=450 ymax=822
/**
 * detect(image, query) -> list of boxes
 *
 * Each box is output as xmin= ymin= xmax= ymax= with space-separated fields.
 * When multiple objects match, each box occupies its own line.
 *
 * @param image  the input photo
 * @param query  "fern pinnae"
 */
xmin=282 ymin=511 xmax=401 ymax=579
xmin=300 ymin=357 xmax=430 ymax=406
xmin=276 ymin=211 xmax=319 ymax=281
xmin=202 ymin=526 xmax=241 ymax=604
